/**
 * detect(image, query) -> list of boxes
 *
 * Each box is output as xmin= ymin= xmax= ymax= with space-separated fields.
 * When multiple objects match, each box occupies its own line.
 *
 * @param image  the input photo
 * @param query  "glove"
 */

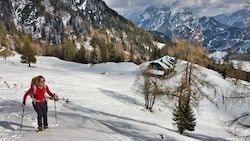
xmin=22 ymin=101 xmax=25 ymax=108
xmin=53 ymin=94 xmax=59 ymax=101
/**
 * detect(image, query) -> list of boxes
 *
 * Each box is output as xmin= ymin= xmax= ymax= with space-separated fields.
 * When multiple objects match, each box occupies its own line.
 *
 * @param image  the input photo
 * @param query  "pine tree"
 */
xmin=91 ymin=47 xmax=98 ymax=65
xmin=75 ymin=46 xmax=86 ymax=63
xmin=173 ymin=101 xmax=196 ymax=134
xmin=184 ymin=104 xmax=196 ymax=132
xmin=151 ymin=48 xmax=161 ymax=60
xmin=107 ymin=43 xmax=116 ymax=62
xmin=62 ymin=38 xmax=76 ymax=61
xmin=0 ymin=20 xmax=7 ymax=45
xmin=98 ymin=38 xmax=108 ymax=63
xmin=20 ymin=37 xmax=36 ymax=67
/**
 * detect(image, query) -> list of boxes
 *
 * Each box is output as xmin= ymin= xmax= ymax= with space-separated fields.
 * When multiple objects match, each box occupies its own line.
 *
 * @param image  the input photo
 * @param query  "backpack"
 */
xmin=30 ymin=76 xmax=47 ymax=103
xmin=31 ymin=76 xmax=39 ymax=86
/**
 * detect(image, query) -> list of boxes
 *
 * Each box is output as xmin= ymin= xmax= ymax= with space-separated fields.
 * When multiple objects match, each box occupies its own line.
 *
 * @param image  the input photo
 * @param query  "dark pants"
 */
xmin=32 ymin=102 xmax=48 ymax=128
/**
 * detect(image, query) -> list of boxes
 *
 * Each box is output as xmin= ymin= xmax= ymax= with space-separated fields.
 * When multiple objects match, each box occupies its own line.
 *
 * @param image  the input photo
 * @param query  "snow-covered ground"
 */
xmin=0 ymin=53 xmax=249 ymax=141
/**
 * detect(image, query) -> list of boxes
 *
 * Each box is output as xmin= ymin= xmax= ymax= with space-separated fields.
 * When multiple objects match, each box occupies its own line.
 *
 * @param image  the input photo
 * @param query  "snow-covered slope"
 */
xmin=0 ymin=53 xmax=249 ymax=141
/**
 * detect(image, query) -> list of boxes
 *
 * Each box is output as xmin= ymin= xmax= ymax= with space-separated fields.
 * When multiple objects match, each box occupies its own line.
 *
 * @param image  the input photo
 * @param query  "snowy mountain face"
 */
xmin=127 ymin=6 xmax=199 ymax=40
xmin=11 ymin=0 xmax=118 ymax=40
xmin=213 ymin=9 xmax=250 ymax=29
xmin=125 ymin=6 xmax=250 ymax=59
xmin=198 ymin=17 xmax=250 ymax=53
xmin=0 ymin=0 xmax=156 ymax=60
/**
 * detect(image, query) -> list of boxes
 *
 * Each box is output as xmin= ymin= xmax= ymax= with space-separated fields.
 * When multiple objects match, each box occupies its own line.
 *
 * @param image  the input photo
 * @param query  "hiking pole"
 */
xmin=54 ymin=99 xmax=58 ymax=126
xmin=20 ymin=108 xmax=25 ymax=133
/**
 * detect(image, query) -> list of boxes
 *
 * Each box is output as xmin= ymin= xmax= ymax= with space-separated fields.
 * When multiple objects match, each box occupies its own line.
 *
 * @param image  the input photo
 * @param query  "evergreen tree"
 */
xmin=75 ymin=45 xmax=86 ymax=63
xmin=151 ymin=48 xmax=161 ymax=60
xmin=20 ymin=37 xmax=36 ymax=67
xmin=62 ymin=38 xmax=76 ymax=61
xmin=91 ymin=47 xmax=98 ymax=65
xmin=98 ymin=38 xmax=108 ymax=63
xmin=90 ymin=36 xmax=108 ymax=63
xmin=13 ymin=33 xmax=22 ymax=53
xmin=107 ymin=43 xmax=116 ymax=62
xmin=173 ymin=93 xmax=196 ymax=134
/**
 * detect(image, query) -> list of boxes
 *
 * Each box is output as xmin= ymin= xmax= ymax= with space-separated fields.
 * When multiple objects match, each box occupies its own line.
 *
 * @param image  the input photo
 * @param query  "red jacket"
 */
xmin=23 ymin=85 xmax=54 ymax=105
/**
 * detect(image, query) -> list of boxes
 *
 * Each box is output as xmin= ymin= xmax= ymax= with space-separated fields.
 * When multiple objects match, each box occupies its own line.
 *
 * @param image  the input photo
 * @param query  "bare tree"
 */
xmin=233 ymin=54 xmax=245 ymax=85
xmin=133 ymin=68 xmax=164 ymax=112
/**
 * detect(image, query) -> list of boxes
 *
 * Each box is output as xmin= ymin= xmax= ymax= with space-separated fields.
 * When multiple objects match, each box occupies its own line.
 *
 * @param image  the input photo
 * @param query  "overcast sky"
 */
xmin=103 ymin=0 xmax=247 ymax=17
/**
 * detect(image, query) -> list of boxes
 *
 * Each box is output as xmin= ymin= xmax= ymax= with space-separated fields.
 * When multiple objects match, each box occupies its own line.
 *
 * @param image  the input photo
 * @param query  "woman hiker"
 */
xmin=22 ymin=75 xmax=58 ymax=131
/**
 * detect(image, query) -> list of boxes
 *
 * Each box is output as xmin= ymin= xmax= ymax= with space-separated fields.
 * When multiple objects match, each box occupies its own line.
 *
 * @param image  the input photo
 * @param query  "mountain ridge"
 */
xmin=213 ymin=9 xmax=250 ymax=29
xmin=124 ymin=6 xmax=250 ymax=59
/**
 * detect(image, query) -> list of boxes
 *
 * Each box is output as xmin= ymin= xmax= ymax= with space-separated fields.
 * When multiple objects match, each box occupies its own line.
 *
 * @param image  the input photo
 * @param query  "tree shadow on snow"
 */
xmin=0 ymin=99 xmax=35 ymax=131
xmin=59 ymin=98 xmax=232 ymax=141
xmin=0 ymin=121 xmax=33 ymax=131
xmin=59 ymin=101 xmax=179 ymax=141
xmin=98 ymin=88 xmax=142 ymax=106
